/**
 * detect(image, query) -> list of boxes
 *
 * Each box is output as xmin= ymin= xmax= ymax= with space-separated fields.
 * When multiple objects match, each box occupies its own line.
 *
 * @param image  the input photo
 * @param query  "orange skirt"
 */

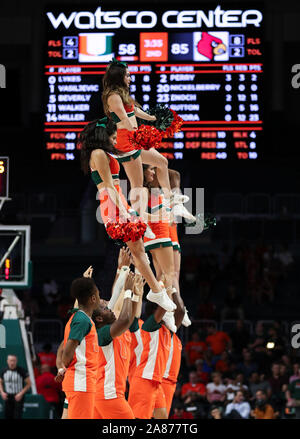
xmin=99 ymin=184 xmax=129 ymax=225
xmin=98 ymin=185 xmax=146 ymax=242
xmin=116 ymin=129 xmax=135 ymax=153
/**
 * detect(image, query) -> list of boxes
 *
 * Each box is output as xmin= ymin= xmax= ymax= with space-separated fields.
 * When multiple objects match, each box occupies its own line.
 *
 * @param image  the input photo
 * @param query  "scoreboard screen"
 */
xmin=44 ymin=4 xmax=264 ymax=162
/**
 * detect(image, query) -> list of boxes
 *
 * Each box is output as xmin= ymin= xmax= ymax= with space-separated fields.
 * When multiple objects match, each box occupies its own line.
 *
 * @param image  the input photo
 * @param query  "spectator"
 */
xmin=181 ymin=371 xmax=206 ymax=406
xmin=229 ymin=320 xmax=251 ymax=358
xmin=224 ymin=390 xmax=251 ymax=419
xmin=215 ymin=351 xmax=230 ymax=374
xmin=37 ymin=343 xmax=57 ymax=373
xmin=289 ymin=363 xmax=300 ymax=384
xmin=269 ymin=362 xmax=289 ymax=412
xmin=248 ymin=322 xmax=269 ymax=374
xmin=248 ymin=372 xmax=271 ymax=400
xmin=0 ymin=354 xmax=31 ymax=419
xmin=170 ymin=402 xmax=194 ymax=420
xmin=237 ymin=349 xmax=258 ymax=379
xmin=224 ymin=373 xmax=248 ymax=403
xmin=251 ymin=390 xmax=277 ymax=419
xmin=42 ymin=279 xmax=60 ymax=306
xmin=220 ymin=284 xmax=244 ymax=321
xmin=184 ymin=331 xmax=207 ymax=367
xmin=265 ymin=327 xmax=286 ymax=361
xmin=235 ymin=373 xmax=249 ymax=396
xmin=285 ymin=376 xmax=300 ymax=419
xmin=281 ymin=355 xmax=293 ymax=377
xmin=194 ymin=359 xmax=210 ymax=384
xmin=210 ymin=405 xmax=223 ymax=419
xmin=206 ymin=372 xmax=226 ymax=405
xmin=205 ymin=324 xmax=232 ymax=359
xmin=279 ymin=364 xmax=289 ymax=384
xmin=36 ymin=364 xmax=62 ymax=417
xmin=202 ymin=349 xmax=216 ymax=374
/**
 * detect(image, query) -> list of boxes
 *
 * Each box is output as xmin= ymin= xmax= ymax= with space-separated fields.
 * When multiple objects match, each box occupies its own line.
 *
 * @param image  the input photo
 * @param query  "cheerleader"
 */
xmin=144 ymin=166 xmax=192 ymax=327
xmin=79 ymin=118 xmax=176 ymax=313
xmin=101 ymin=59 xmax=185 ymax=220
xmin=142 ymin=165 xmax=175 ymax=299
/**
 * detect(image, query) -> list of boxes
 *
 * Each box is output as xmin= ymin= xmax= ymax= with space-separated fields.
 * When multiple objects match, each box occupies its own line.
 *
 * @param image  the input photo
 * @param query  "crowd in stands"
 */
xmin=168 ymin=320 xmax=300 ymax=419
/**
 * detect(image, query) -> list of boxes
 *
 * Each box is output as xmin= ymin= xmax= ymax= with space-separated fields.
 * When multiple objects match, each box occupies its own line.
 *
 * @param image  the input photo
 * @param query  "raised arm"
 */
xmin=132 ymin=274 xmax=145 ymax=319
xmin=110 ymin=272 xmax=135 ymax=339
xmin=134 ymin=106 xmax=156 ymax=122
xmin=109 ymin=247 xmax=131 ymax=311
xmin=172 ymin=290 xmax=185 ymax=329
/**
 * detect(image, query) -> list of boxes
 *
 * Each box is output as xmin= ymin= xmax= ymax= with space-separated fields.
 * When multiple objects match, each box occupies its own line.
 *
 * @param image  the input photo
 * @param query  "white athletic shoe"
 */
xmin=144 ymin=225 xmax=156 ymax=239
xmin=172 ymin=193 xmax=189 ymax=205
xmin=182 ymin=307 xmax=192 ymax=327
xmin=173 ymin=203 xmax=196 ymax=222
xmin=163 ymin=311 xmax=177 ymax=333
xmin=146 ymin=288 xmax=177 ymax=312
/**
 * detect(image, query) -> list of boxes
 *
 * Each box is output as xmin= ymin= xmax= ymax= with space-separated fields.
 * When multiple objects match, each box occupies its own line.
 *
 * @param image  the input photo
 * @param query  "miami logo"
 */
xmin=79 ymin=33 xmax=114 ymax=62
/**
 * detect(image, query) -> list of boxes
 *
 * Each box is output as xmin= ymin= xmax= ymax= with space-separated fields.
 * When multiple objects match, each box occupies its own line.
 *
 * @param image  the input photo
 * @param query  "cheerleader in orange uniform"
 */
xmin=142 ymin=165 xmax=175 ymax=306
xmin=79 ymin=118 xmax=176 ymax=313
xmin=102 ymin=59 xmax=184 ymax=218
xmin=144 ymin=166 xmax=192 ymax=327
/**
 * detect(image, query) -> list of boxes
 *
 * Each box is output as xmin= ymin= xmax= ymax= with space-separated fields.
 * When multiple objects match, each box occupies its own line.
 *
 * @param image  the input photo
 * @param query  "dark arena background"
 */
xmin=0 ymin=0 xmax=300 ymax=429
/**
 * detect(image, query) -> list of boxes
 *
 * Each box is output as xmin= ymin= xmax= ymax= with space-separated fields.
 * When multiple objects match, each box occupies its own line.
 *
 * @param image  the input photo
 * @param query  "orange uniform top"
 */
xmin=96 ymin=326 xmax=132 ymax=400
xmin=62 ymin=310 xmax=98 ymax=393
xmin=133 ymin=315 xmax=171 ymax=383
xmin=162 ymin=332 xmax=182 ymax=384
xmin=128 ymin=318 xmax=144 ymax=384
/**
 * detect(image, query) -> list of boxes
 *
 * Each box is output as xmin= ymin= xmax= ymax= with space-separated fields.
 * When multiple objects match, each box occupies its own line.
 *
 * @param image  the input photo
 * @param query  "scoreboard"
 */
xmin=44 ymin=4 xmax=264 ymax=162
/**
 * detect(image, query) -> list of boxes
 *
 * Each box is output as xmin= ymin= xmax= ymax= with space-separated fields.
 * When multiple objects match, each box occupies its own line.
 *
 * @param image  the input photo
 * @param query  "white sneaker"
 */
xmin=144 ymin=225 xmax=156 ymax=239
xmin=173 ymin=203 xmax=196 ymax=222
xmin=146 ymin=288 xmax=177 ymax=312
xmin=163 ymin=311 xmax=177 ymax=333
xmin=172 ymin=193 xmax=189 ymax=205
xmin=182 ymin=307 xmax=192 ymax=327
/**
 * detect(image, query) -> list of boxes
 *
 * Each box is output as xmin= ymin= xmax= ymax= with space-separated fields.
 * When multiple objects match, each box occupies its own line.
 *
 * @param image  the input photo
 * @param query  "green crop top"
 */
xmin=110 ymin=111 xmax=135 ymax=123
xmin=91 ymin=170 xmax=119 ymax=185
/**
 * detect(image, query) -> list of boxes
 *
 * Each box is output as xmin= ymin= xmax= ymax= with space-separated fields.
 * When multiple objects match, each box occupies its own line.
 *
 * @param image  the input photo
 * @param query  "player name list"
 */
xmin=44 ymin=62 xmax=263 ymax=161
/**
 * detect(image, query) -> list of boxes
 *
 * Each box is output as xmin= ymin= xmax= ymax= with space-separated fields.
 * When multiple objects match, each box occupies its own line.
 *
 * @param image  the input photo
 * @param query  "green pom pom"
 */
xmin=184 ymin=213 xmax=217 ymax=231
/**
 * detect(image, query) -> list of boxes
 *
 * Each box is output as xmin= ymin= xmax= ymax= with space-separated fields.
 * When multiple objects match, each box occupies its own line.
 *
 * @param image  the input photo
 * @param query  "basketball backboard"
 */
xmin=0 ymin=225 xmax=32 ymax=288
